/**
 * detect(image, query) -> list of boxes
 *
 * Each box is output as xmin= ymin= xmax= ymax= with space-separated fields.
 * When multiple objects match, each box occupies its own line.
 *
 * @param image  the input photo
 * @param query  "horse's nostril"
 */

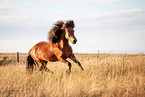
xmin=73 ymin=40 xmax=77 ymax=44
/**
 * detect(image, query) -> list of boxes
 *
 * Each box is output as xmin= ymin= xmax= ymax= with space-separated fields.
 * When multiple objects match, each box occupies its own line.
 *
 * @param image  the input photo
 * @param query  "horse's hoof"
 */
xmin=49 ymin=71 xmax=54 ymax=74
xmin=66 ymin=70 xmax=71 ymax=74
xmin=45 ymin=68 xmax=49 ymax=71
xmin=26 ymin=70 xmax=33 ymax=75
xmin=39 ymin=67 xmax=43 ymax=71
xmin=45 ymin=68 xmax=53 ymax=74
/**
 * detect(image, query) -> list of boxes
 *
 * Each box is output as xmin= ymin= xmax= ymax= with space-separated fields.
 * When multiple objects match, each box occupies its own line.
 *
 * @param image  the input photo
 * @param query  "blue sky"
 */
xmin=0 ymin=0 xmax=145 ymax=53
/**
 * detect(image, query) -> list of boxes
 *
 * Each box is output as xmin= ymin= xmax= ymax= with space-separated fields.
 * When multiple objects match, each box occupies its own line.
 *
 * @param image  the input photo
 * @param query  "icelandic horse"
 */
xmin=26 ymin=20 xmax=84 ymax=73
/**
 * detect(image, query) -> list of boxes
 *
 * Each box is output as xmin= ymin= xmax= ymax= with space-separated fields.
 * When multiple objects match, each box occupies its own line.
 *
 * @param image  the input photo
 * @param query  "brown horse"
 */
xmin=26 ymin=20 xmax=84 ymax=73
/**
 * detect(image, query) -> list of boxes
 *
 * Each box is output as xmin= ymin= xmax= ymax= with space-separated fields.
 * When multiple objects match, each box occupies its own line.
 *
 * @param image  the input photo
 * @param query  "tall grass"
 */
xmin=0 ymin=54 xmax=144 ymax=97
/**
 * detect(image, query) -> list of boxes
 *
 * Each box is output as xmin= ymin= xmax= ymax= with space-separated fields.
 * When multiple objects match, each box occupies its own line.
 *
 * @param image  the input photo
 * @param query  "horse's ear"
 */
xmin=61 ymin=23 xmax=66 ymax=30
xmin=66 ymin=20 xmax=75 ymax=28
xmin=70 ymin=20 xmax=75 ymax=28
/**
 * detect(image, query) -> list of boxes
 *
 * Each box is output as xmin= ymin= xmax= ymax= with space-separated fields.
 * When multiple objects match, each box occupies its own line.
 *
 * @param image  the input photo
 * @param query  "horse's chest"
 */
xmin=62 ymin=48 xmax=71 ymax=59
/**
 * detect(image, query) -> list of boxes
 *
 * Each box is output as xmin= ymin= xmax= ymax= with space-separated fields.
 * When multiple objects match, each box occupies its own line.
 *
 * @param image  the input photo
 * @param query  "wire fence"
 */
xmin=0 ymin=50 xmax=144 ymax=64
xmin=0 ymin=52 xmax=27 ymax=64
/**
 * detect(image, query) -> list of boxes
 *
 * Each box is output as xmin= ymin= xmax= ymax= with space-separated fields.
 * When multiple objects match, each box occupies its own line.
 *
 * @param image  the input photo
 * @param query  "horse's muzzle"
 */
xmin=72 ymin=39 xmax=77 ymax=44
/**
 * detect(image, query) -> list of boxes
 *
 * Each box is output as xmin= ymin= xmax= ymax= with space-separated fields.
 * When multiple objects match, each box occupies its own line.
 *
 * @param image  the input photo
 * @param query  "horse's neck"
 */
xmin=58 ymin=33 xmax=69 ymax=49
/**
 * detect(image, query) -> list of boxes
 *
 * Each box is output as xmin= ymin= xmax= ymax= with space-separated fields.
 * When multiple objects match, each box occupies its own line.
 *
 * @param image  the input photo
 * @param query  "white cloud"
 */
xmin=72 ymin=9 xmax=145 ymax=53
xmin=75 ymin=9 xmax=145 ymax=30
xmin=0 ymin=1 xmax=29 ymax=10
xmin=41 ymin=0 xmax=123 ymax=4
xmin=0 ymin=0 xmax=145 ymax=53
xmin=0 ymin=1 xmax=65 ymax=28
xmin=91 ymin=0 xmax=122 ymax=4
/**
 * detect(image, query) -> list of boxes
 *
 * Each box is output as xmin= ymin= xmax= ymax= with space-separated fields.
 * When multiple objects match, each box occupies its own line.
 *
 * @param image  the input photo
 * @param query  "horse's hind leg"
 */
xmin=41 ymin=60 xmax=49 ymax=71
xmin=30 ymin=54 xmax=45 ymax=70
xmin=39 ymin=60 xmax=53 ymax=73
xmin=34 ymin=61 xmax=39 ymax=71
xmin=32 ymin=59 xmax=45 ymax=71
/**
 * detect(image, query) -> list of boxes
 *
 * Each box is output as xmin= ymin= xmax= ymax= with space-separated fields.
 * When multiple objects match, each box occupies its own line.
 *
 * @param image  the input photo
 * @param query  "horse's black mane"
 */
xmin=48 ymin=20 xmax=75 ymax=43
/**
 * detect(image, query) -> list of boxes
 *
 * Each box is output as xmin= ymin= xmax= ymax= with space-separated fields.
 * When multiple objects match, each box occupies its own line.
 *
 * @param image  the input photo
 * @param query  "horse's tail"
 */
xmin=26 ymin=54 xmax=34 ymax=73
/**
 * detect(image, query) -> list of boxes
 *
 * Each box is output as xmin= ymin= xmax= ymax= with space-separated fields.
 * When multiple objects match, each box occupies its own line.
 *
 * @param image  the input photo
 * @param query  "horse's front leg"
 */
xmin=58 ymin=56 xmax=72 ymax=73
xmin=69 ymin=54 xmax=84 ymax=71
xmin=54 ymin=49 xmax=72 ymax=73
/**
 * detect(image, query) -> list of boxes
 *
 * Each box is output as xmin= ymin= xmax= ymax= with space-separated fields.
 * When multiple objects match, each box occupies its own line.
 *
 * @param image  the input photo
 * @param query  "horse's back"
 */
xmin=32 ymin=41 xmax=52 ymax=52
xmin=30 ymin=41 xmax=58 ymax=62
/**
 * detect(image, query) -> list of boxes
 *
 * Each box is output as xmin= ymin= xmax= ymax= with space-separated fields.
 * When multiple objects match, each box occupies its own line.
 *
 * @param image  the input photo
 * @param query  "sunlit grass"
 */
xmin=0 ymin=54 xmax=144 ymax=97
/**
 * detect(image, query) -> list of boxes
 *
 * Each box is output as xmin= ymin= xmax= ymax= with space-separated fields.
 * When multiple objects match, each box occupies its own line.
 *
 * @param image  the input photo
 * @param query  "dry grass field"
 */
xmin=0 ymin=53 xmax=144 ymax=97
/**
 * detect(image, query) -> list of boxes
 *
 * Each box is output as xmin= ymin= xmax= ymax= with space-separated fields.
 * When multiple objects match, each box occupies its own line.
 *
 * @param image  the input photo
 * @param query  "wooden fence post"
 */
xmin=97 ymin=50 xmax=99 ymax=58
xmin=17 ymin=52 xmax=19 ymax=63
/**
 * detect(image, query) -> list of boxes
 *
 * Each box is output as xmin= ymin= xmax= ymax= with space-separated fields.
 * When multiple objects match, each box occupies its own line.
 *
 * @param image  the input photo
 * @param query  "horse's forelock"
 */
xmin=66 ymin=20 xmax=75 ymax=28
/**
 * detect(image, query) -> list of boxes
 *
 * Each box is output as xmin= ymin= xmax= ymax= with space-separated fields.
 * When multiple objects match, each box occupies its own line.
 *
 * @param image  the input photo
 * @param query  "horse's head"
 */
xmin=61 ymin=20 xmax=77 ymax=44
xmin=65 ymin=27 xmax=77 ymax=44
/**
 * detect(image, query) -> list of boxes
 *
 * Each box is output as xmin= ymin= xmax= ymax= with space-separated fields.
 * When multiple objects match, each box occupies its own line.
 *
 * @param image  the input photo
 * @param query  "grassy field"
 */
xmin=0 ymin=53 xmax=144 ymax=97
